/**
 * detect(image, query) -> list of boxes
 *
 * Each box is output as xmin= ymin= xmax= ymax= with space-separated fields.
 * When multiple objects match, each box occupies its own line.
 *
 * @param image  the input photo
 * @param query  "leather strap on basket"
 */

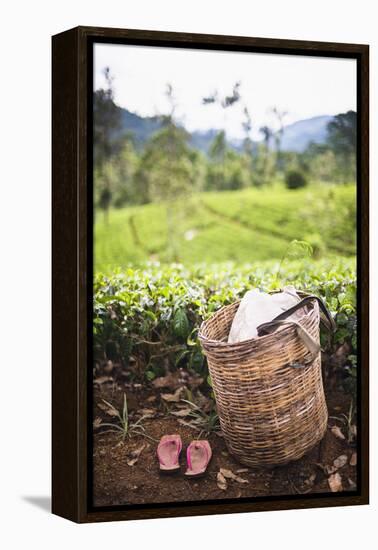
xmin=257 ymin=294 xmax=336 ymax=368
xmin=268 ymin=294 xmax=335 ymax=332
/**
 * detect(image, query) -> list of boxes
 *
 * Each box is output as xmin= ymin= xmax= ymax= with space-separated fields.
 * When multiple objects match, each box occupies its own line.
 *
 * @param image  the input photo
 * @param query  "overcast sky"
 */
xmin=94 ymin=43 xmax=356 ymax=140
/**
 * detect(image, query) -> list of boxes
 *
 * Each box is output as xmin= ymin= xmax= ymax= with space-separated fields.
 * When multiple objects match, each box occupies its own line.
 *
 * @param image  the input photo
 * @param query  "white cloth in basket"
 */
xmin=228 ymin=286 xmax=301 ymax=343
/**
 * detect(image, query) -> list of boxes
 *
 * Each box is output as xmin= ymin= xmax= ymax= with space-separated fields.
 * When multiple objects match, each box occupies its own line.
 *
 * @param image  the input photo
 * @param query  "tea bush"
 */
xmin=93 ymin=258 xmax=356 ymax=385
xmin=285 ymin=169 xmax=308 ymax=189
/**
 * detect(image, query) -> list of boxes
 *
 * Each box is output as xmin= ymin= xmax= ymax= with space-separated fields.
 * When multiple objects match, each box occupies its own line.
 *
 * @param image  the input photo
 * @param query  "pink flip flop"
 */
xmin=157 ymin=434 xmax=182 ymax=473
xmin=185 ymin=440 xmax=212 ymax=477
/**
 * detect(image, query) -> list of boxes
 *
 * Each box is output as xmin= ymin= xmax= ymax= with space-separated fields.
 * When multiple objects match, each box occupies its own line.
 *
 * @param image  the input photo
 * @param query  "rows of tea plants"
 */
xmin=94 ymin=184 xmax=356 ymax=271
xmin=202 ymin=184 xmax=356 ymax=256
xmin=93 ymin=258 xmax=357 ymax=387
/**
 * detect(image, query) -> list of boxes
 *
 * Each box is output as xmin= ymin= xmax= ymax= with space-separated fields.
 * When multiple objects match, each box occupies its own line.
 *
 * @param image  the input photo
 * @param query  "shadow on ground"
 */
xmin=22 ymin=496 xmax=51 ymax=513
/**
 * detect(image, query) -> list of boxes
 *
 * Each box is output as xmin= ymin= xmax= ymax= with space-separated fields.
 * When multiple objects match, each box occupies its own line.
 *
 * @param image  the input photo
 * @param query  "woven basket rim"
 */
xmin=199 ymin=292 xmax=318 ymax=351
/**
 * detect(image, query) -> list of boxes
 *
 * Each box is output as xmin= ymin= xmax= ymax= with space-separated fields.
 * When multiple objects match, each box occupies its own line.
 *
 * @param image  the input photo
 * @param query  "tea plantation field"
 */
xmin=93 ymin=258 xmax=357 ymax=381
xmin=94 ymin=184 xmax=356 ymax=272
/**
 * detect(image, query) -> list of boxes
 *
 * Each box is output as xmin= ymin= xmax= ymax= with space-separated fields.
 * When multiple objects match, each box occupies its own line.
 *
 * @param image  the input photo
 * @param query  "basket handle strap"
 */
xmin=257 ymin=295 xmax=335 ymax=368
xmin=267 ymin=294 xmax=336 ymax=333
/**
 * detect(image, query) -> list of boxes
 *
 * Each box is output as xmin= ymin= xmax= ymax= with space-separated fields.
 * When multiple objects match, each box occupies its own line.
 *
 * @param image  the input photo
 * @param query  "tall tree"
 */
xmin=271 ymin=106 xmax=288 ymax=171
xmin=241 ymin=106 xmax=255 ymax=186
xmin=203 ymin=81 xmax=242 ymax=189
xmin=135 ymin=83 xmax=195 ymax=261
xmin=258 ymin=125 xmax=274 ymax=185
xmin=93 ymin=67 xmax=122 ymax=220
xmin=260 ymin=125 xmax=273 ymax=148
xmin=242 ymin=106 xmax=253 ymax=155
xmin=209 ymin=130 xmax=227 ymax=162
xmin=327 ymin=111 xmax=357 ymax=183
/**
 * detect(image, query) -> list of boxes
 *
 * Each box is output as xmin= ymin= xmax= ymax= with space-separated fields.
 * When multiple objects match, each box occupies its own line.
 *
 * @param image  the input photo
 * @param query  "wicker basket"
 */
xmin=199 ymin=293 xmax=332 ymax=467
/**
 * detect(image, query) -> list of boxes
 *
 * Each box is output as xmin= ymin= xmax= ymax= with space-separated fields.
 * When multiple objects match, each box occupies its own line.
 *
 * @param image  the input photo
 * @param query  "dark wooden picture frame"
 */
xmin=52 ymin=26 xmax=369 ymax=523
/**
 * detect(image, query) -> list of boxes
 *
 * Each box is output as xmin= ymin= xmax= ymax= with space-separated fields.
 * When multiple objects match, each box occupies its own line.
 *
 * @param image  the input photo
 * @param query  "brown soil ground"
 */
xmin=92 ymin=373 xmax=357 ymax=507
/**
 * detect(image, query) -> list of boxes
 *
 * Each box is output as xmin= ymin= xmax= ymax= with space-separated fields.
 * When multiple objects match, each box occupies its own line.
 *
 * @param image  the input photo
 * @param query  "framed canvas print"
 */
xmin=52 ymin=26 xmax=369 ymax=523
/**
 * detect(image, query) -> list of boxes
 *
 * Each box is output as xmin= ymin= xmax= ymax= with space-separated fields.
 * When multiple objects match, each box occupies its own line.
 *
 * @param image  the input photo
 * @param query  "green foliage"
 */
xmin=93 ymin=84 xmax=122 ymax=170
xmin=93 ymin=105 xmax=357 ymax=212
xmin=303 ymin=233 xmax=326 ymax=259
xmin=297 ymin=112 xmax=357 ymax=185
xmin=327 ymin=111 xmax=357 ymax=158
xmin=98 ymin=188 xmax=112 ymax=213
xmin=109 ymin=138 xmax=140 ymax=207
xmin=137 ymin=124 xmax=196 ymax=202
xmin=303 ymin=145 xmax=340 ymax=183
xmin=206 ymin=149 xmax=251 ymax=191
xmin=276 ymin=239 xmax=313 ymax=282
xmin=94 ymin=185 xmax=356 ymax=272
xmin=175 ymin=399 xmax=220 ymax=437
xmin=98 ymin=393 xmax=155 ymax=441
xmin=282 ymin=239 xmax=313 ymax=261
xmin=209 ymin=130 xmax=227 ymax=161
xmin=93 ymin=258 xmax=357 ymax=387
xmin=93 ymin=68 xmax=123 ymax=217
xmin=285 ymin=169 xmax=308 ymax=189
xmin=326 ymin=111 xmax=357 ymax=184
xmin=128 ymin=122 xmax=201 ymax=261
xmin=172 ymin=309 xmax=190 ymax=340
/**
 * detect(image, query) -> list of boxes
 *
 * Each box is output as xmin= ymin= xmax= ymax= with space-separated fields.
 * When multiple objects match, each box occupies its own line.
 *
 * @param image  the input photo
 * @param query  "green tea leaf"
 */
xmin=172 ymin=308 xmax=190 ymax=340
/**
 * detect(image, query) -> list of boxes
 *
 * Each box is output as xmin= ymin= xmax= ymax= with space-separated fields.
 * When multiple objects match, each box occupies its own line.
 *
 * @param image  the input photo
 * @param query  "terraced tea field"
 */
xmin=94 ymin=184 xmax=356 ymax=272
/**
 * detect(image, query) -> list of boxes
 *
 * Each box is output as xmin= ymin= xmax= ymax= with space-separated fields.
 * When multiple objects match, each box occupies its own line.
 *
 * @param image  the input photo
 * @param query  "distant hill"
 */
xmin=119 ymin=108 xmax=161 ymax=145
xmin=278 ymin=115 xmax=334 ymax=152
xmin=116 ymin=107 xmax=335 ymax=153
xmin=117 ymin=107 xmax=221 ymax=152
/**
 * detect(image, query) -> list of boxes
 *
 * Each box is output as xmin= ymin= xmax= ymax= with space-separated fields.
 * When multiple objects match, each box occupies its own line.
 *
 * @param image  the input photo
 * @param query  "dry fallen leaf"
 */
xmin=331 ymin=425 xmax=345 ymax=440
xmin=152 ymin=374 xmax=179 ymax=389
xmin=328 ymin=472 xmax=343 ymax=492
xmin=235 ymin=468 xmax=249 ymax=474
xmin=218 ymin=468 xmax=248 ymax=484
xmin=333 ymin=454 xmax=348 ymax=470
xmin=93 ymin=417 xmax=103 ymax=429
xmin=126 ymin=444 xmax=146 ymax=467
xmin=220 ymin=468 xmax=236 ymax=480
xmin=161 ymin=387 xmax=184 ymax=403
xmin=146 ymin=395 xmax=157 ymax=403
xmin=235 ymin=476 xmax=249 ymax=484
xmin=187 ymin=375 xmax=204 ymax=389
xmin=139 ymin=408 xmax=156 ymax=418
xmin=94 ymin=376 xmax=113 ymax=385
xmin=304 ymin=473 xmax=317 ymax=486
xmin=98 ymin=401 xmax=119 ymax=417
xmin=171 ymin=408 xmax=192 ymax=417
xmin=350 ymin=452 xmax=357 ymax=466
xmin=217 ymin=471 xmax=228 ymax=491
